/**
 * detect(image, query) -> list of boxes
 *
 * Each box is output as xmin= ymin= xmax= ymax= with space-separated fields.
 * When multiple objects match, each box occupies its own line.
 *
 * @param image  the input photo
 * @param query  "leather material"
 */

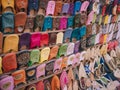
xmin=43 ymin=16 xmax=53 ymax=31
xmin=19 ymin=33 xmax=31 ymax=50
xmin=71 ymin=28 xmax=80 ymax=41
xmin=57 ymin=44 xmax=68 ymax=58
xmin=39 ymin=0 xmax=49 ymax=9
xmin=68 ymin=3 xmax=74 ymax=15
xmin=28 ymin=0 xmax=38 ymax=13
xmin=54 ymin=58 xmax=62 ymax=72
xmin=2 ymin=53 xmax=17 ymax=73
xmin=15 ymin=12 xmax=27 ymax=33
xmin=59 ymin=16 xmax=67 ymax=30
xmin=17 ymin=50 xmax=30 ymax=68
xmin=30 ymin=32 xmax=41 ymax=49
xmin=64 ymin=28 xmax=73 ymax=42
xmin=62 ymin=3 xmax=70 ymax=14
xmin=74 ymin=14 xmax=80 ymax=28
xmin=45 ymin=60 xmax=55 ymax=76
xmin=49 ymin=45 xmax=59 ymax=60
xmin=53 ymin=17 xmax=60 ymax=30
xmin=56 ymin=32 xmax=64 ymax=44
xmin=54 ymin=1 xmax=62 ymax=16
xmin=40 ymin=47 xmax=50 ymax=63
xmin=12 ymin=70 xmax=26 ymax=86
xmin=46 ymin=1 xmax=55 ymax=15
xmin=30 ymin=49 xmax=40 ymax=65
xmin=25 ymin=16 xmax=34 ymax=31
xmin=1 ymin=0 xmax=15 ymax=13
xmin=36 ymin=64 xmax=46 ymax=79
xmin=74 ymin=1 xmax=81 ymax=15
xmin=36 ymin=81 xmax=44 ymax=90
xmin=2 ymin=12 xmax=14 ymax=34
xmin=34 ymin=14 xmax=44 ymax=31
xmin=40 ymin=33 xmax=49 ymax=47
xmin=0 ymin=15 xmax=2 ymax=31
xmin=49 ymin=33 xmax=57 ymax=45
xmin=3 ymin=34 xmax=19 ymax=53
xmin=0 ymin=75 xmax=14 ymax=90
xmin=26 ymin=66 xmax=36 ymax=81
xmin=67 ymin=16 xmax=74 ymax=28
xmin=51 ymin=75 xmax=60 ymax=90
xmin=16 ymin=0 xmax=28 ymax=12
xmin=74 ymin=41 xmax=80 ymax=53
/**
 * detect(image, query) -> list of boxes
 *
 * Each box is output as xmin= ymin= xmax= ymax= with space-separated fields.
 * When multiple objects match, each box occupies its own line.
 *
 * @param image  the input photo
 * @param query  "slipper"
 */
xmin=28 ymin=0 xmax=38 ymax=15
xmin=67 ymin=16 xmax=74 ymax=28
xmin=2 ymin=12 xmax=14 ymax=34
xmin=59 ymin=16 xmax=67 ymax=30
xmin=60 ymin=71 xmax=69 ymax=90
xmin=70 ymin=28 xmax=80 ymax=42
xmin=68 ymin=3 xmax=74 ymax=15
xmin=68 ymin=68 xmax=74 ymax=90
xmin=25 ymin=16 xmax=34 ymax=32
xmin=80 ymin=1 xmax=89 ymax=12
xmin=26 ymin=66 xmax=36 ymax=81
xmin=3 ymin=34 xmax=19 ymax=53
xmin=12 ymin=69 xmax=26 ymax=86
xmin=46 ymin=1 xmax=55 ymax=16
xmin=79 ymin=37 xmax=86 ymax=51
xmin=30 ymin=32 xmax=41 ymax=49
xmin=34 ymin=14 xmax=44 ymax=32
xmin=39 ymin=0 xmax=49 ymax=9
xmin=36 ymin=81 xmax=44 ymax=90
xmin=15 ymin=12 xmax=27 ymax=33
xmin=43 ymin=16 xmax=53 ymax=31
xmin=45 ymin=60 xmax=55 ymax=76
xmin=112 ymin=5 xmax=117 ymax=15
xmin=66 ymin=42 xmax=75 ymax=56
xmin=53 ymin=58 xmax=62 ymax=73
xmin=16 ymin=0 xmax=28 ymax=12
xmin=86 ymin=11 xmax=94 ymax=25
xmin=57 ymin=44 xmax=68 ymax=58
xmin=49 ymin=45 xmax=59 ymax=60
xmin=44 ymin=80 xmax=51 ymax=90
xmin=74 ymin=14 xmax=80 ymax=28
xmin=72 ymin=53 xmax=80 ymax=66
xmin=0 ymin=75 xmax=14 ymax=90
xmin=79 ymin=25 xmax=86 ymax=38
xmin=19 ymin=33 xmax=31 ymax=50
xmin=36 ymin=64 xmax=46 ymax=79
xmin=74 ymin=41 xmax=80 ymax=53
xmin=40 ymin=47 xmax=50 ymax=63
xmin=67 ymin=54 xmax=75 ymax=66
xmin=61 ymin=57 xmax=68 ymax=70
xmin=51 ymin=75 xmax=60 ymax=90
xmin=63 ymin=28 xmax=73 ymax=43
xmin=1 ymin=0 xmax=15 ymax=13
xmin=30 ymin=49 xmax=40 ymax=65
xmin=56 ymin=32 xmax=64 ymax=44
xmin=54 ymin=1 xmax=62 ymax=16
xmin=40 ymin=33 xmax=49 ymax=47
xmin=17 ymin=50 xmax=30 ymax=68
xmin=53 ymin=17 xmax=60 ymax=30
xmin=2 ymin=53 xmax=17 ymax=73
xmin=73 ymin=1 xmax=81 ymax=15
xmin=62 ymin=3 xmax=70 ymax=14
xmin=86 ymin=24 xmax=92 ymax=38
xmin=49 ymin=33 xmax=57 ymax=45
xmin=80 ymin=11 xmax=87 ymax=25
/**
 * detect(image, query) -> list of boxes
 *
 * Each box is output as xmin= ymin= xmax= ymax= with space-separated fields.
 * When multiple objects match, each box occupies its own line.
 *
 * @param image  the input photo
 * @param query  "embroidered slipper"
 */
xmin=36 ymin=63 xmax=46 ymax=79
